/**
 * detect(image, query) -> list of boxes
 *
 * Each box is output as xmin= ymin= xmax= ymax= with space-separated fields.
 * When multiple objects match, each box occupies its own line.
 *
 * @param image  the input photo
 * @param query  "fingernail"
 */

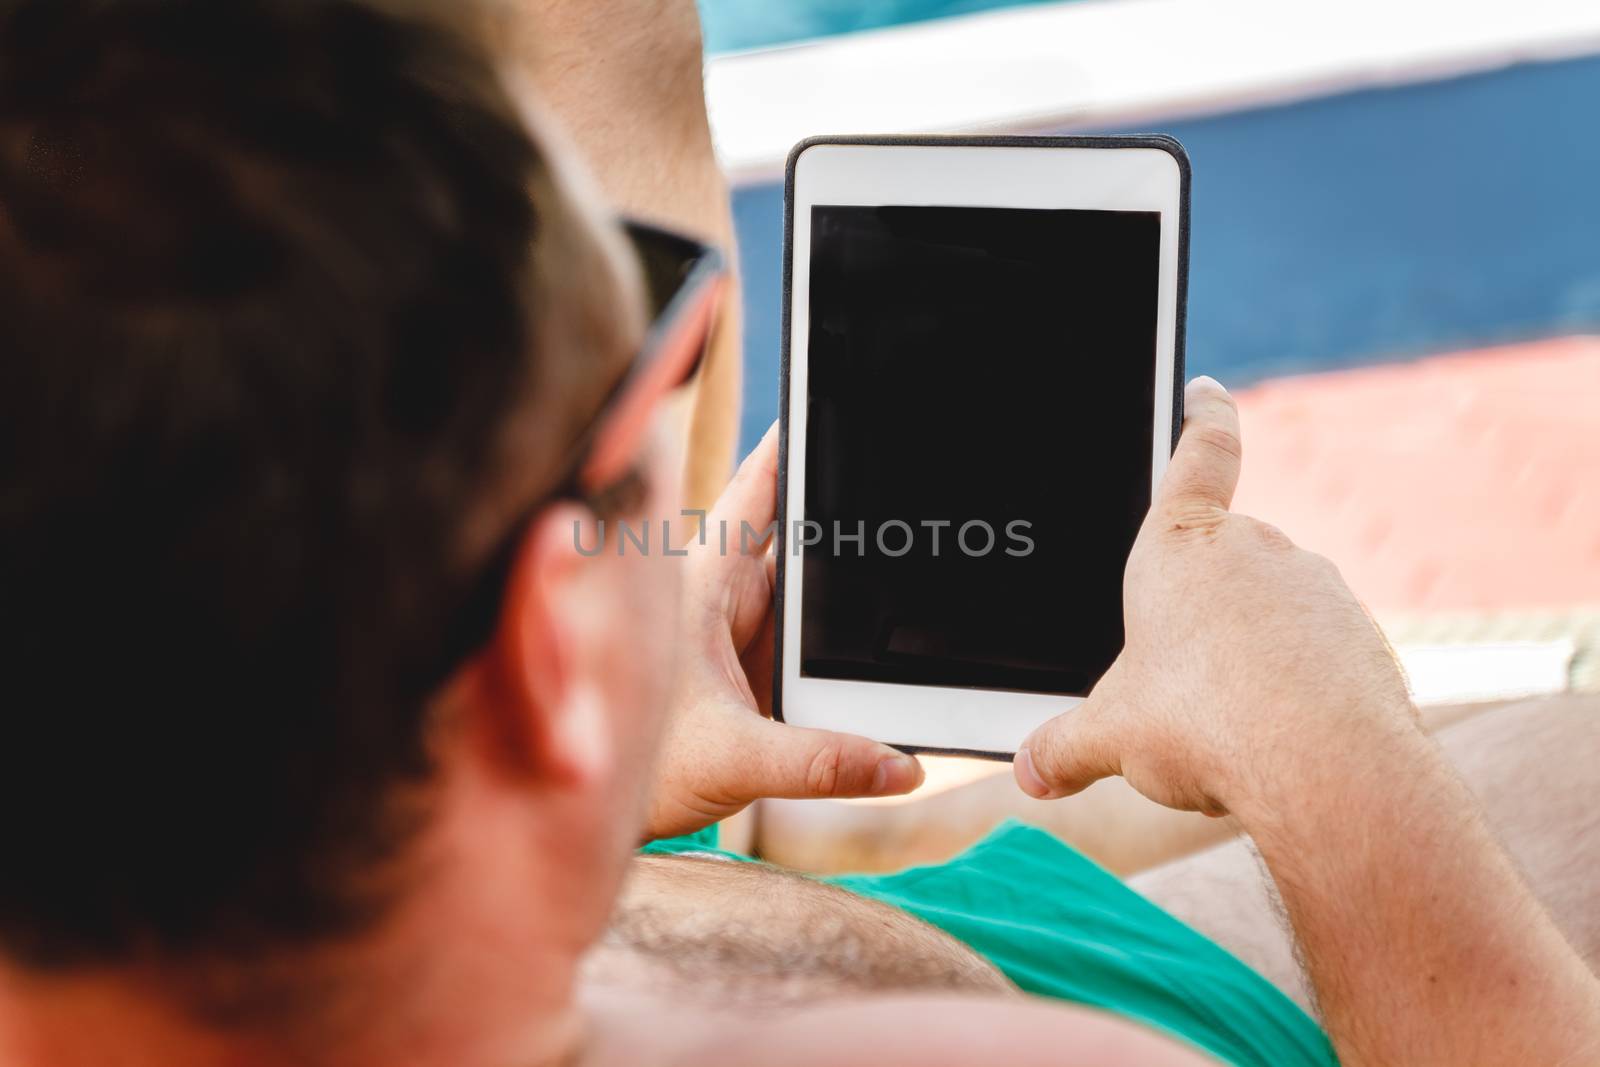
xmin=1188 ymin=375 xmax=1227 ymax=395
xmin=870 ymin=754 xmax=920 ymax=795
xmin=1014 ymin=747 xmax=1052 ymax=799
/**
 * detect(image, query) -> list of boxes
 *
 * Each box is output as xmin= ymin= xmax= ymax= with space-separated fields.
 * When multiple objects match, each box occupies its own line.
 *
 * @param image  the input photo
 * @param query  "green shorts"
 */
xmin=644 ymin=819 xmax=1336 ymax=1067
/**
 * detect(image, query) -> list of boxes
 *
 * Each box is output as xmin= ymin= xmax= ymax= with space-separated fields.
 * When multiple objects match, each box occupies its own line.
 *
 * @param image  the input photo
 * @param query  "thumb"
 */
xmin=739 ymin=717 xmax=924 ymax=801
xmin=1014 ymin=661 xmax=1127 ymax=800
xmin=1158 ymin=376 xmax=1243 ymax=516
xmin=706 ymin=421 xmax=780 ymax=554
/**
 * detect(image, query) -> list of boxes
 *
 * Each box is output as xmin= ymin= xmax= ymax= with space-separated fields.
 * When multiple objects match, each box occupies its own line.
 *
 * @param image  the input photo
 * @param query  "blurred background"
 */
xmin=699 ymin=0 xmax=1600 ymax=720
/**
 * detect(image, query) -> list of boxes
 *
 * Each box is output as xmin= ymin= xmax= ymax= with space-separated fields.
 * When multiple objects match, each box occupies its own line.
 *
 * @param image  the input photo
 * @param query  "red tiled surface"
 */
xmin=1229 ymin=336 xmax=1600 ymax=614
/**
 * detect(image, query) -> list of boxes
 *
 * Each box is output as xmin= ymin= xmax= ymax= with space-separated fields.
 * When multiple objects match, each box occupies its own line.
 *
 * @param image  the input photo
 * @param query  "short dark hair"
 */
xmin=0 ymin=0 xmax=628 ymax=966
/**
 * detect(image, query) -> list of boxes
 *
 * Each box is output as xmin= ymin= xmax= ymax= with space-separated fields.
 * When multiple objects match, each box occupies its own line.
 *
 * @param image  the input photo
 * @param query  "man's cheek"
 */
xmin=622 ymin=552 xmax=679 ymax=698
xmin=648 ymin=555 xmax=683 ymax=685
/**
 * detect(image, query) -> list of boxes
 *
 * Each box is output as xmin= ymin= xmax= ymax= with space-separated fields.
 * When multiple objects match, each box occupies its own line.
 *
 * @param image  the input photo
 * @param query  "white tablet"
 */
xmin=773 ymin=135 xmax=1189 ymax=758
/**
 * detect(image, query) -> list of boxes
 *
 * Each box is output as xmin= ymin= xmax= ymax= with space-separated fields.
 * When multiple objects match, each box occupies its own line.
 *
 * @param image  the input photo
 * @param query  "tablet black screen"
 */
xmin=800 ymin=204 xmax=1160 ymax=695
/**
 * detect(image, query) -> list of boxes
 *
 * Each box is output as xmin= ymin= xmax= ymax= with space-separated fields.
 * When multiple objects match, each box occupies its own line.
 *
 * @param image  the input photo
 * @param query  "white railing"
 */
xmin=706 ymin=0 xmax=1600 ymax=182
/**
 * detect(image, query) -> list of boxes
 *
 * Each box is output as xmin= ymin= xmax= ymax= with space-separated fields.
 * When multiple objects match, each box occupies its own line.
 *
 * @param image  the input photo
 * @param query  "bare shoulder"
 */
xmin=682 ymin=993 xmax=1218 ymax=1067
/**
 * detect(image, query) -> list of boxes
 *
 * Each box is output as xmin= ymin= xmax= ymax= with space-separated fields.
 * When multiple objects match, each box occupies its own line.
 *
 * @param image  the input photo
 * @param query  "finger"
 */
xmin=739 ymin=607 xmax=777 ymax=718
xmin=1014 ymin=665 xmax=1127 ymax=799
xmin=740 ymin=717 xmax=923 ymax=800
xmin=1015 ymin=713 xmax=1121 ymax=800
xmin=707 ymin=421 xmax=781 ymax=556
xmin=1158 ymin=376 xmax=1243 ymax=515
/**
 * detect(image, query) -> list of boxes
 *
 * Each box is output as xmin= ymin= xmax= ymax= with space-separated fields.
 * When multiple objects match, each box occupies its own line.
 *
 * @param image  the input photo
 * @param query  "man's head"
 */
xmin=0 ymin=0 xmax=680 ymax=982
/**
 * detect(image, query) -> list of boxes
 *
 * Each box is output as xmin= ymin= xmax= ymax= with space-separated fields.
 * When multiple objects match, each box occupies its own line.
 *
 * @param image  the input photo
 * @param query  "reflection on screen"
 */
xmin=801 ymin=204 xmax=1160 ymax=695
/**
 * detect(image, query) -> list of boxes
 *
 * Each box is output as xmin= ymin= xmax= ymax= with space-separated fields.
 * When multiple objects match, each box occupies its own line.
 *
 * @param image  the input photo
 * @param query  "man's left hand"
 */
xmin=644 ymin=424 xmax=924 ymax=841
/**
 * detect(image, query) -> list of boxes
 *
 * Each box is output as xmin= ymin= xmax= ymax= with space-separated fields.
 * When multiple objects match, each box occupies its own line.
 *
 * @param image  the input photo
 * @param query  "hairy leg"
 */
xmin=759 ymin=769 xmax=1233 ymax=875
xmin=1129 ymin=694 xmax=1600 ymax=1012
xmin=757 ymin=700 xmax=1497 ymax=876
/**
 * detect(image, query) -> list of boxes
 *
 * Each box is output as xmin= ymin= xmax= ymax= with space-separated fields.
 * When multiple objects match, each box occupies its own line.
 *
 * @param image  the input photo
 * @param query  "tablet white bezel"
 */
xmin=780 ymin=139 xmax=1183 ymax=756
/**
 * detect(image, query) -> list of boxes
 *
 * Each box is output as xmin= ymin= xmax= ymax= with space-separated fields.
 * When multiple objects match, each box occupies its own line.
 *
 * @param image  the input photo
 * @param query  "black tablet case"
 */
xmin=771 ymin=134 xmax=1191 ymax=759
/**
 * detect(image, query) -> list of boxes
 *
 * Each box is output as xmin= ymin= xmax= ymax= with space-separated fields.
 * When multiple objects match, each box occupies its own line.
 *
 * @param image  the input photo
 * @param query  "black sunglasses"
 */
xmin=429 ymin=219 xmax=727 ymax=686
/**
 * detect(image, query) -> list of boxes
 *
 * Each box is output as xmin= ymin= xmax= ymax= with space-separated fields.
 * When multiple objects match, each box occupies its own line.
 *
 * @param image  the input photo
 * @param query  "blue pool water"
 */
xmin=699 ymin=0 xmax=1058 ymax=54
xmin=730 ymin=52 xmax=1600 ymax=452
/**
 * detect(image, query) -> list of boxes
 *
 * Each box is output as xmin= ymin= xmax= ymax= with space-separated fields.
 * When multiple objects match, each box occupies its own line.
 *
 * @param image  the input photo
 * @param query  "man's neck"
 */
xmin=0 ymin=768 xmax=598 ymax=1067
xmin=0 ymin=952 xmax=583 ymax=1067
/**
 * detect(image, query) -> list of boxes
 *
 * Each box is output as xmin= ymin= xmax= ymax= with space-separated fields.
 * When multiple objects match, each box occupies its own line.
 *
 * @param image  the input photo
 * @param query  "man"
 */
xmin=0 ymin=5 xmax=1595 ymax=1067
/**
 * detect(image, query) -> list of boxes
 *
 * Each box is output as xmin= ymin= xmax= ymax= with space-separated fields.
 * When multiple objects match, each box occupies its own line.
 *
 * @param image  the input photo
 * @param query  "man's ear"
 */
xmin=474 ymin=502 xmax=615 ymax=791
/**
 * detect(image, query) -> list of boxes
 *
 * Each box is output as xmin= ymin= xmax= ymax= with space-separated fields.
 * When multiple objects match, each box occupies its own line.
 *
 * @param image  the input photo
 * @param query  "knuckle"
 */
xmin=1297 ymin=546 xmax=1342 ymax=578
xmin=1238 ymin=516 xmax=1295 ymax=551
xmin=805 ymin=741 xmax=845 ymax=795
xmin=1029 ymin=718 xmax=1112 ymax=788
xmin=1187 ymin=423 xmax=1243 ymax=464
xmin=1163 ymin=501 xmax=1229 ymax=542
xmin=1025 ymin=727 xmax=1068 ymax=782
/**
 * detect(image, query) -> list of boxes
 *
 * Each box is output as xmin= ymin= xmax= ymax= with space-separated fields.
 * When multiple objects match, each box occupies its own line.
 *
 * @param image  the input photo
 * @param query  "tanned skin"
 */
xmin=3 ymin=5 xmax=1597 ymax=1067
xmin=506 ymin=0 xmax=743 ymax=514
xmin=1016 ymin=381 xmax=1600 ymax=1065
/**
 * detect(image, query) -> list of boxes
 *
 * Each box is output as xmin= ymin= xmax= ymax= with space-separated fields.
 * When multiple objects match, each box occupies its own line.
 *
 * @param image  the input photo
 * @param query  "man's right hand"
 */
xmin=1014 ymin=375 xmax=1416 ymax=820
xmin=1016 ymin=376 xmax=1600 ymax=1067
